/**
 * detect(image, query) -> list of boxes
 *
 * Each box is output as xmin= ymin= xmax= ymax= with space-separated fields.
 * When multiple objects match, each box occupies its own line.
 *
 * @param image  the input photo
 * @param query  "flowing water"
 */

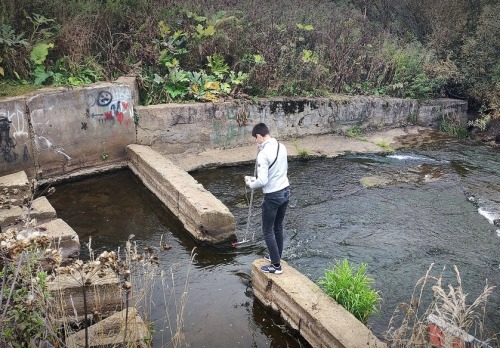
xmin=48 ymin=138 xmax=500 ymax=346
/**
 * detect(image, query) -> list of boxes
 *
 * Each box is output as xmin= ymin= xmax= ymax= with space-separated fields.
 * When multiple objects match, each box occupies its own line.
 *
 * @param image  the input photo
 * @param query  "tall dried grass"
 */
xmin=385 ymin=263 xmax=498 ymax=347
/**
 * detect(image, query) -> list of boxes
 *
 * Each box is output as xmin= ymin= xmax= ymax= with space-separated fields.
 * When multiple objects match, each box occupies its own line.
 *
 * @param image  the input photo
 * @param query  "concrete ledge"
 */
xmin=126 ymin=144 xmax=236 ymax=244
xmin=137 ymin=97 xmax=468 ymax=154
xmin=0 ymin=171 xmax=31 ymax=207
xmin=252 ymin=259 xmax=386 ymax=348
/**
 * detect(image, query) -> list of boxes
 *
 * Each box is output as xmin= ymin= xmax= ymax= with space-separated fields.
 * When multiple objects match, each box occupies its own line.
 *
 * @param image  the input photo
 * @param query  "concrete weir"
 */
xmin=0 ymin=80 xmax=472 ymax=346
xmin=126 ymin=144 xmax=236 ymax=244
xmin=252 ymin=259 xmax=387 ymax=348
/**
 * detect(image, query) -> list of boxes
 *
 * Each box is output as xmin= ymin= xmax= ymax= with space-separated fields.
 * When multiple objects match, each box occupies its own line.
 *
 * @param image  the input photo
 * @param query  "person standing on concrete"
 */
xmin=245 ymin=123 xmax=290 ymax=274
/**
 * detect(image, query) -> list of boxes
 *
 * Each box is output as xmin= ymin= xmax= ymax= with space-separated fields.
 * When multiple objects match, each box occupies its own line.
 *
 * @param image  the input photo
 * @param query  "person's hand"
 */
xmin=244 ymin=176 xmax=256 ymax=186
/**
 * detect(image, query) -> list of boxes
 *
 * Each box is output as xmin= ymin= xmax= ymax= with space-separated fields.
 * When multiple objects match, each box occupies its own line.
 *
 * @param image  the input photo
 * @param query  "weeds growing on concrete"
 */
xmin=345 ymin=126 xmax=368 ymax=141
xmin=385 ymin=263 xmax=498 ymax=347
xmin=375 ymin=139 xmax=395 ymax=152
xmin=0 ymin=181 xmax=63 ymax=346
xmin=292 ymin=140 xmax=310 ymax=159
xmin=439 ymin=112 xmax=468 ymax=139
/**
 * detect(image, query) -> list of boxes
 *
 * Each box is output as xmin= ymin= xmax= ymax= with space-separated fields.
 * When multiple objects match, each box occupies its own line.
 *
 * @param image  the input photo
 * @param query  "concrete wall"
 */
xmin=136 ymin=96 xmax=468 ymax=154
xmin=0 ymin=76 xmax=467 ymax=179
xmin=0 ymin=77 xmax=137 ymax=179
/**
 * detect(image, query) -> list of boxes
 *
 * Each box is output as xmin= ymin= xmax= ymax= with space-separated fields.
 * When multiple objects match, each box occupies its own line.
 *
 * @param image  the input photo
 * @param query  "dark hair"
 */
xmin=252 ymin=123 xmax=270 ymax=138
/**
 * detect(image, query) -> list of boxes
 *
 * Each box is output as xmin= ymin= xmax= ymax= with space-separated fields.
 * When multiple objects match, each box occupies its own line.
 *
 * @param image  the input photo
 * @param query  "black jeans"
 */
xmin=261 ymin=187 xmax=290 ymax=264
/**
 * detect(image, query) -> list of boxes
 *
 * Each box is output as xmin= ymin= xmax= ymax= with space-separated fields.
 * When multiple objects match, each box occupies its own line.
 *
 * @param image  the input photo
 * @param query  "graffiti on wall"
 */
xmin=88 ymin=89 xmax=134 ymax=126
xmin=208 ymin=105 xmax=246 ymax=147
xmin=0 ymin=108 xmax=30 ymax=163
xmin=170 ymin=107 xmax=197 ymax=126
xmin=0 ymin=117 xmax=17 ymax=163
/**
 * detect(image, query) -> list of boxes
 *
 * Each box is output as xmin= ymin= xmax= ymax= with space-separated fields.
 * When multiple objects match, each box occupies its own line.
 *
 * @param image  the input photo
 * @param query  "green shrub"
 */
xmin=317 ymin=258 xmax=381 ymax=324
xmin=439 ymin=112 xmax=468 ymax=138
xmin=386 ymin=41 xmax=453 ymax=100
xmin=1 ymin=0 xmax=497 ymax=114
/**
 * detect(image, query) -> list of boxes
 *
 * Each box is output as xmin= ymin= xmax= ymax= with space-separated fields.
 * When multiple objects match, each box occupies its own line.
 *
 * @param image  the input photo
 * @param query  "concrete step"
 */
xmin=65 ymin=307 xmax=149 ymax=348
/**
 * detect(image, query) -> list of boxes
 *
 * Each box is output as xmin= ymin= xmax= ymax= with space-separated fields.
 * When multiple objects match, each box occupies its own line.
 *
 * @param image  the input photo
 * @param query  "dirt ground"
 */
xmin=165 ymin=126 xmax=440 ymax=171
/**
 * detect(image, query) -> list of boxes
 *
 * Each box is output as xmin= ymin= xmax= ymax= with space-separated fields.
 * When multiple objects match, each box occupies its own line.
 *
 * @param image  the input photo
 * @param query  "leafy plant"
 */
xmin=25 ymin=13 xmax=57 ymax=43
xmin=386 ymin=41 xmax=453 ymax=100
xmin=207 ymin=53 xmax=229 ymax=78
xmin=100 ymin=151 xmax=109 ymax=160
xmin=317 ymin=258 xmax=381 ymax=323
xmin=302 ymin=49 xmax=319 ymax=64
xmin=30 ymin=42 xmax=55 ymax=85
xmin=0 ymin=24 xmax=28 ymax=79
xmin=467 ymin=116 xmax=491 ymax=132
xmin=296 ymin=23 xmax=314 ymax=31
xmin=0 ymin=24 xmax=28 ymax=47
xmin=142 ymin=16 xmax=251 ymax=105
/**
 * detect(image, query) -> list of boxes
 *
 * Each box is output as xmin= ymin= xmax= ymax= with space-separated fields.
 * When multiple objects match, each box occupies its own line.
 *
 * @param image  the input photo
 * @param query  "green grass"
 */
xmin=345 ymin=126 xmax=367 ymax=141
xmin=0 ymin=81 xmax=41 ymax=98
xmin=375 ymin=139 xmax=395 ymax=152
xmin=439 ymin=113 xmax=468 ymax=139
xmin=317 ymin=259 xmax=381 ymax=324
xmin=292 ymin=140 xmax=310 ymax=159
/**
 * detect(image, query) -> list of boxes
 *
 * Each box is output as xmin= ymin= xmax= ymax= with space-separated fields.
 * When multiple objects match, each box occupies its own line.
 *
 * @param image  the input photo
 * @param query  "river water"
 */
xmin=48 ymin=137 xmax=500 ymax=347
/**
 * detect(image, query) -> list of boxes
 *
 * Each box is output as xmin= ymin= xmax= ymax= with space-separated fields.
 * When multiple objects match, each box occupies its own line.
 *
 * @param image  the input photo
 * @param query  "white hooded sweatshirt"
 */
xmin=248 ymin=137 xmax=289 ymax=194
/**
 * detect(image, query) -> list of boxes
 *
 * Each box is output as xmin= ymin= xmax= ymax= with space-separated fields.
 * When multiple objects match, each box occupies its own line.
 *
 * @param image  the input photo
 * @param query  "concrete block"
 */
xmin=136 ymin=103 xmax=214 ymax=151
xmin=0 ymin=196 xmax=56 ymax=229
xmin=427 ymin=314 xmax=478 ymax=348
xmin=126 ymin=144 xmax=236 ymax=244
xmin=115 ymin=76 xmax=139 ymax=108
xmin=37 ymin=218 xmax=80 ymax=264
xmin=416 ymin=99 xmax=468 ymax=128
xmin=65 ymin=307 xmax=150 ymax=348
xmin=47 ymin=267 xmax=122 ymax=324
xmin=126 ymin=146 xmax=179 ymax=214
xmin=252 ymin=259 xmax=386 ymax=348
xmin=0 ymin=170 xmax=31 ymax=207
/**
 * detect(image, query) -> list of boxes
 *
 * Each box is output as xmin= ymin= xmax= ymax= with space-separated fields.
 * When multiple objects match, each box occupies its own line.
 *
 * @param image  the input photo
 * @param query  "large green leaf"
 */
xmin=33 ymin=65 xmax=52 ymax=85
xmin=30 ymin=43 xmax=54 ymax=64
